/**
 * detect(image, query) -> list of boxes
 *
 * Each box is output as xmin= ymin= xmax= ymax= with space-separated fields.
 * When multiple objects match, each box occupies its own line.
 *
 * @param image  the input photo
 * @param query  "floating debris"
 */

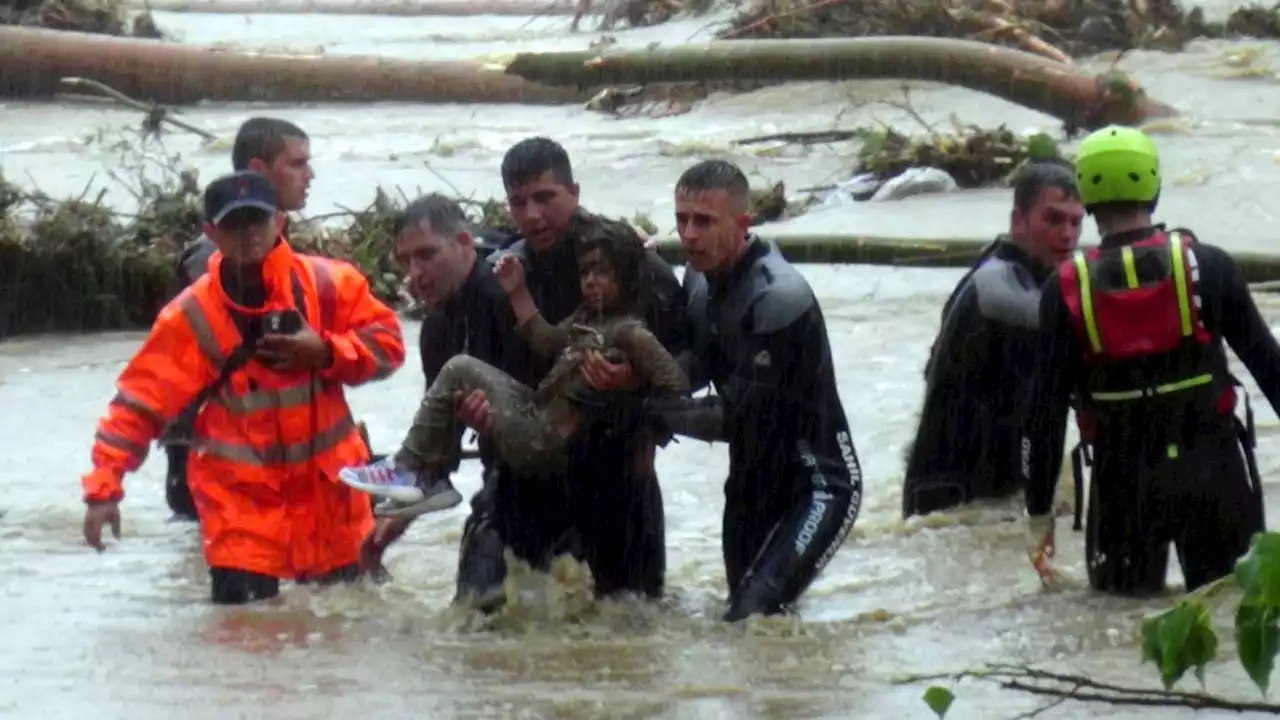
xmin=0 ymin=0 xmax=162 ymax=37
xmin=721 ymin=0 xmax=1280 ymax=58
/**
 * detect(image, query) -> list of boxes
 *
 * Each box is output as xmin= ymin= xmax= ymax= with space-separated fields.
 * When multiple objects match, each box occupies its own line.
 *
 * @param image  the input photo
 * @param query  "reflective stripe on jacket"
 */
xmin=82 ymin=240 xmax=406 ymax=577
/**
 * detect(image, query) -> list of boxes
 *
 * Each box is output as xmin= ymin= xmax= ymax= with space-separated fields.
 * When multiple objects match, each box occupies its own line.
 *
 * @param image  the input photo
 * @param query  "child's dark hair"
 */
xmin=574 ymin=214 xmax=651 ymax=315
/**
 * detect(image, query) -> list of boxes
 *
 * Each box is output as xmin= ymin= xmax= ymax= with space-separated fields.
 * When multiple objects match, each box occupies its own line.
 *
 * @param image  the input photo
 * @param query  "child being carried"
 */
xmin=338 ymin=219 xmax=690 ymax=518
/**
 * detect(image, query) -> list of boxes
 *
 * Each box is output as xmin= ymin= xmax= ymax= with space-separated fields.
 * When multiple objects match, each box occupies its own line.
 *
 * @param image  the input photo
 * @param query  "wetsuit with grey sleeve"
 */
xmin=681 ymin=236 xmax=863 ymax=621
xmin=903 ymin=239 xmax=1050 ymax=517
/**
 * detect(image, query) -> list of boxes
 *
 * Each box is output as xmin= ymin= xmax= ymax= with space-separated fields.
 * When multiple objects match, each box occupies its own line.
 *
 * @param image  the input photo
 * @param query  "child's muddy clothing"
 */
xmin=394 ymin=309 xmax=689 ymax=475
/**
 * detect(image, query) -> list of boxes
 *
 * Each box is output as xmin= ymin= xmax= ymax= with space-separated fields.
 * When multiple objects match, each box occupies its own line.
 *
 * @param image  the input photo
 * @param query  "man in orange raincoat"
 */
xmin=81 ymin=171 xmax=407 ymax=604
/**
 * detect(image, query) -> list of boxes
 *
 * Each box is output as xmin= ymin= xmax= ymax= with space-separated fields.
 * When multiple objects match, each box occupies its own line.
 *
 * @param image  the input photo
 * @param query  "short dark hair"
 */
xmin=232 ymin=117 xmax=308 ymax=171
xmin=574 ymin=215 xmax=650 ymax=316
xmin=1011 ymin=160 xmax=1079 ymax=212
xmin=501 ymin=137 xmax=574 ymax=190
xmin=393 ymin=193 xmax=471 ymax=238
xmin=675 ymin=159 xmax=750 ymax=211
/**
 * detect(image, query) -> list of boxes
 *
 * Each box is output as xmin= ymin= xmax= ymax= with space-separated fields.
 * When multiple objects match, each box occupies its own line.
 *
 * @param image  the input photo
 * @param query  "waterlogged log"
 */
xmin=653 ymin=235 xmax=994 ymax=269
xmin=653 ymin=235 xmax=1280 ymax=284
xmin=133 ymin=0 xmax=578 ymax=16
xmin=0 ymin=26 xmax=583 ymax=105
xmin=503 ymin=36 xmax=1180 ymax=130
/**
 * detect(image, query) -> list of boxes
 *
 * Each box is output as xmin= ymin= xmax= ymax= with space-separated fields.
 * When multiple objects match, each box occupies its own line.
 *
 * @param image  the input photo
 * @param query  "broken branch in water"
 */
xmin=898 ymin=664 xmax=1280 ymax=715
xmin=734 ymin=129 xmax=867 ymax=145
xmin=503 ymin=37 xmax=1179 ymax=131
xmin=58 ymin=76 xmax=215 ymax=140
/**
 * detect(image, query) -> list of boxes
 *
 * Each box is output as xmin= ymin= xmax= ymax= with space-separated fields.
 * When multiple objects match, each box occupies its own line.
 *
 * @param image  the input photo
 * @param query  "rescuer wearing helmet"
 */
xmin=1019 ymin=125 xmax=1279 ymax=595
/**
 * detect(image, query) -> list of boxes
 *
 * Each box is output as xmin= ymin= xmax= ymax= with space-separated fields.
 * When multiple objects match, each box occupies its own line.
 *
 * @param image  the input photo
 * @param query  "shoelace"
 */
xmin=366 ymin=465 xmax=401 ymax=486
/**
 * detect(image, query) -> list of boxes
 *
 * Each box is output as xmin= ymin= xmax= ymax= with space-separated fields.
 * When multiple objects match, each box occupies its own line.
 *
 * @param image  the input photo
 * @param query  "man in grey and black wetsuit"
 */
xmin=902 ymin=161 xmax=1084 ymax=518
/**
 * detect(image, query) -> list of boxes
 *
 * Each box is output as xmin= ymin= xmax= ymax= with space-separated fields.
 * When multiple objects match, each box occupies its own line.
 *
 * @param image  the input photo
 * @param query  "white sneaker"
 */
xmin=338 ymin=457 xmax=424 ymax=504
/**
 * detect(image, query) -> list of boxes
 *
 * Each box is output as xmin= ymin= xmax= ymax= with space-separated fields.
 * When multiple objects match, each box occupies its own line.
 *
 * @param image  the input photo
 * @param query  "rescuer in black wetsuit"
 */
xmin=902 ymin=162 xmax=1085 ymax=518
xmin=161 ymin=117 xmax=314 ymax=522
xmin=1021 ymin=126 xmax=1280 ymax=594
xmin=651 ymin=159 xmax=863 ymax=621
xmin=363 ymin=139 xmax=687 ymax=609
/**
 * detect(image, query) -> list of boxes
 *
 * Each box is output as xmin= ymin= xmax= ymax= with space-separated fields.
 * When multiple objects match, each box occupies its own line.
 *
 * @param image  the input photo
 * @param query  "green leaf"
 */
xmin=1157 ymin=601 xmax=1195 ymax=688
xmin=1141 ymin=609 xmax=1166 ymax=667
xmin=921 ymin=686 xmax=954 ymax=719
xmin=1141 ymin=600 xmax=1215 ymax=690
xmin=1236 ymin=602 xmax=1280 ymax=697
xmin=1182 ymin=604 xmax=1220 ymax=688
xmin=1235 ymin=533 xmax=1280 ymax=606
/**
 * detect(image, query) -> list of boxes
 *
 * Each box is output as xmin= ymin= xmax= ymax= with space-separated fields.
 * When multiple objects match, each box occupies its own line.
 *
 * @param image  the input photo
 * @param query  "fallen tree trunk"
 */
xmin=503 ymin=36 xmax=1180 ymax=130
xmin=653 ymin=235 xmax=1280 ymax=284
xmin=0 ymin=27 xmax=1178 ymax=127
xmin=0 ymin=26 xmax=583 ymax=104
xmin=131 ymin=0 xmax=578 ymax=16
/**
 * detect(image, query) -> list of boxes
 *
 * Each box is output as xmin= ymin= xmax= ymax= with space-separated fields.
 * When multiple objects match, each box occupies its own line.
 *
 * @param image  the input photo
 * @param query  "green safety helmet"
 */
xmin=1073 ymin=125 xmax=1161 ymax=206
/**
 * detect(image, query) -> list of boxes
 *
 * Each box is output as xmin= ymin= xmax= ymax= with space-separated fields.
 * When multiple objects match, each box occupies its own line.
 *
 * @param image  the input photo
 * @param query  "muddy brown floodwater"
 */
xmin=2 ymin=4 xmax=1279 ymax=718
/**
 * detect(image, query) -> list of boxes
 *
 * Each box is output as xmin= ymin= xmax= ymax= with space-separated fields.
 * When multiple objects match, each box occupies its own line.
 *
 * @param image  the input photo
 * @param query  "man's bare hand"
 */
xmin=582 ymin=350 xmax=638 ymax=391
xmin=455 ymin=389 xmax=494 ymax=435
xmin=256 ymin=328 xmax=332 ymax=371
xmin=83 ymin=500 xmax=122 ymax=552
xmin=359 ymin=516 xmax=412 ymax=579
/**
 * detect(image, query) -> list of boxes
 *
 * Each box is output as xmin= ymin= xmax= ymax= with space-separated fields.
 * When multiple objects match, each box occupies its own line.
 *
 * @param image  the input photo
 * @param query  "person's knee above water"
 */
xmin=161 ymin=117 xmax=316 ymax=522
xmin=901 ymin=162 xmax=1085 ymax=518
xmin=652 ymin=159 xmax=864 ymax=622
xmin=340 ymin=218 xmax=690 ymax=517
xmin=80 ymin=171 xmax=406 ymax=605
xmin=1020 ymin=125 xmax=1277 ymax=595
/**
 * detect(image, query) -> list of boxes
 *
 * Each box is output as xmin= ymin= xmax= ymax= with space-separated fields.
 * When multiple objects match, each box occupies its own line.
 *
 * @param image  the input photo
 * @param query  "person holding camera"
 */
xmin=162 ymin=116 xmax=316 ymax=521
xmin=79 ymin=171 xmax=406 ymax=605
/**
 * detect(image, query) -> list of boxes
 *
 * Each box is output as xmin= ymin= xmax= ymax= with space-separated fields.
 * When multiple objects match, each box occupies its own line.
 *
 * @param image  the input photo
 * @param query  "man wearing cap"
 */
xmin=79 ymin=171 xmax=406 ymax=605
xmin=161 ymin=116 xmax=315 ymax=521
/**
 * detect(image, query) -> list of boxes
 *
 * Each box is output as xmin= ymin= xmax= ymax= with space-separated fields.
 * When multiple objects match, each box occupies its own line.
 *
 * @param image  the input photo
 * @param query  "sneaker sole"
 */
xmin=338 ymin=468 xmax=426 ymax=504
xmin=374 ymin=487 xmax=464 ymax=519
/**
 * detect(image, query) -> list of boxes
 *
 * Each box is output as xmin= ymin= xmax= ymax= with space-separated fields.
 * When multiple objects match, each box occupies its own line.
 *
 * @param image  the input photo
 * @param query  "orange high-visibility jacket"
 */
xmin=81 ymin=240 xmax=406 ymax=578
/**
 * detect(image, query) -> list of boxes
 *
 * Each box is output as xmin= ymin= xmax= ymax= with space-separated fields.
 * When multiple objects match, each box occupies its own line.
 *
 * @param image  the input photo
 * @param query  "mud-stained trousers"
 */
xmin=398 ymin=355 xmax=569 ymax=475
xmin=453 ymin=412 xmax=667 ymax=609
xmin=1085 ymin=419 xmax=1265 ymax=595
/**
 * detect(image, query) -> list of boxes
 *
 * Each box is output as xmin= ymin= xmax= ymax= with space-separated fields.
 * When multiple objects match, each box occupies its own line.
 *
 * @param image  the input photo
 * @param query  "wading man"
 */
xmin=902 ymin=161 xmax=1084 ymax=518
xmin=1022 ymin=126 xmax=1280 ymax=594
xmin=655 ymin=159 xmax=863 ymax=621
xmin=365 ymin=138 xmax=687 ymax=608
xmin=162 ymin=117 xmax=315 ymax=521
xmin=81 ymin=171 xmax=404 ymax=605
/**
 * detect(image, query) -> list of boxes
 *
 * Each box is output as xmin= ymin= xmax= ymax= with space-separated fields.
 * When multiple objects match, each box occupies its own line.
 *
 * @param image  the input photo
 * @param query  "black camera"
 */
xmin=249 ymin=309 xmax=305 ymax=338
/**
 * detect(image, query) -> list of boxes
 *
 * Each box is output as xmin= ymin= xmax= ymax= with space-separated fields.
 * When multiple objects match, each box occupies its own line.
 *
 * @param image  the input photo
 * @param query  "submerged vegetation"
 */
xmin=0 ymin=0 xmax=162 ymax=37
xmin=721 ymin=0 xmax=1280 ymax=57
xmin=0 ymin=132 xmax=673 ymax=339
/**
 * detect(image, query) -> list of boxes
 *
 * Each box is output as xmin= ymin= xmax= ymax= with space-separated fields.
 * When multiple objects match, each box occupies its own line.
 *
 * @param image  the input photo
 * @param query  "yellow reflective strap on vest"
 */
xmin=1090 ymin=372 xmax=1214 ymax=402
xmin=1072 ymin=250 xmax=1104 ymax=355
xmin=1169 ymin=231 xmax=1193 ymax=338
xmin=1121 ymin=246 xmax=1139 ymax=289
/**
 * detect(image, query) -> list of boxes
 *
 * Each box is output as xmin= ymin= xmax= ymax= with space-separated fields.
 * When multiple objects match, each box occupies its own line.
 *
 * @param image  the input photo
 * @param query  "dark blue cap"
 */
xmin=203 ymin=171 xmax=277 ymax=225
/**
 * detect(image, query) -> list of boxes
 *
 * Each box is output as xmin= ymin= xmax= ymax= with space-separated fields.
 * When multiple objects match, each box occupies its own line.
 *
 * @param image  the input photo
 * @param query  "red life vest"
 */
xmin=1057 ymin=230 xmax=1234 ymax=444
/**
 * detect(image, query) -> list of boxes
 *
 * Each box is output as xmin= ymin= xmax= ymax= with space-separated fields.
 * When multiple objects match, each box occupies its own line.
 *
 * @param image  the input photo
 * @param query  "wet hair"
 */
xmin=574 ymin=215 xmax=651 ymax=316
xmin=393 ymin=193 xmax=471 ymax=238
xmin=1011 ymin=160 xmax=1080 ymax=212
xmin=231 ymin=117 xmax=309 ymax=171
xmin=675 ymin=159 xmax=750 ymax=212
xmin=501 ymin=137 xmax=574 ymax=190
